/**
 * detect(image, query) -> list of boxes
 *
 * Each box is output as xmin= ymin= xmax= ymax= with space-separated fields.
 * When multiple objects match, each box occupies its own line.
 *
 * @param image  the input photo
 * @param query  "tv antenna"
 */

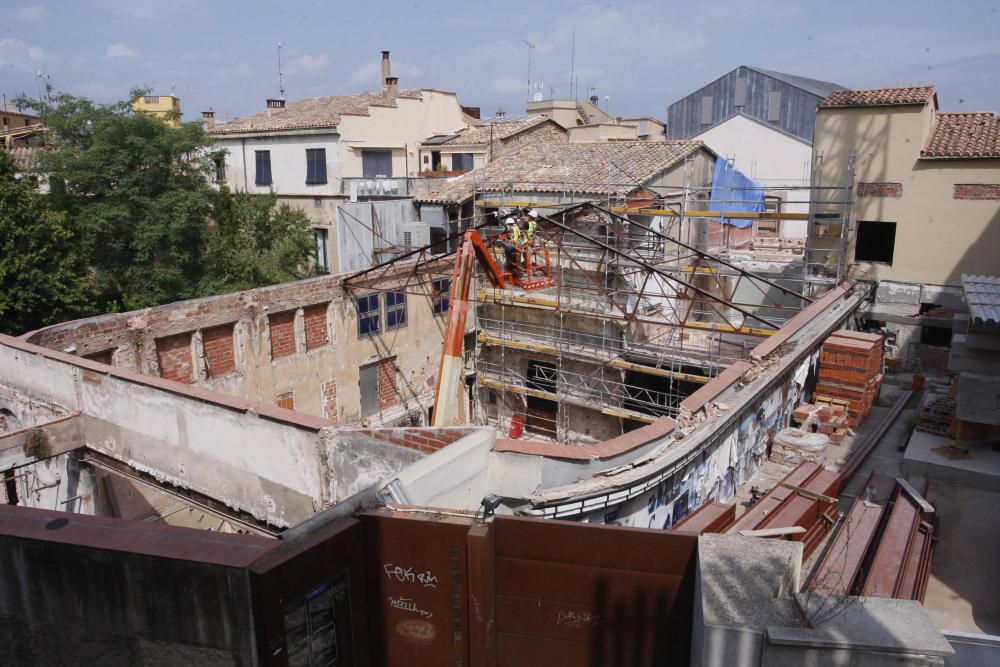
xmin=522 ymin=39 xmax=535 ymax=102
xmin=277 ymin=42 xmax=286 ymax=100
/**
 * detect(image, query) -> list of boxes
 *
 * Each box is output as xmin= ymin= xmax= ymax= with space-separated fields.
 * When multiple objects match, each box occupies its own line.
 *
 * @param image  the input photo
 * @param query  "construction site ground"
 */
xmin=733 ymin=372 xmax=1000 ymax=636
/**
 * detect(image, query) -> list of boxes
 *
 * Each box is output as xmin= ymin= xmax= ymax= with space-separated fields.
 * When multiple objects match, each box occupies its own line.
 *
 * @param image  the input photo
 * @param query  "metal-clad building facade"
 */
xmin=667 ymin=66 xmax=844 ymax=143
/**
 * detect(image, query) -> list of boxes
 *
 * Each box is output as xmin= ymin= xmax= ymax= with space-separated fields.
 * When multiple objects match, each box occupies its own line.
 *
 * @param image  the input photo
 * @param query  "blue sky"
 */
xmin=3 ymin=0 xmax=999 ymax=123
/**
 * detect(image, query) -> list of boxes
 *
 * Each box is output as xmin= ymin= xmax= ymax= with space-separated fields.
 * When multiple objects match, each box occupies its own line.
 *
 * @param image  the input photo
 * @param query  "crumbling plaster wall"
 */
xmin=25 ymin=269 xmax=452 ymax=427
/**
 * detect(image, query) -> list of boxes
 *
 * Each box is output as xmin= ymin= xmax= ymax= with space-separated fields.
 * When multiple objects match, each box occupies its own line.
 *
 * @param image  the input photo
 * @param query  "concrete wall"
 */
xmin=567 ymin=123 xmax=638 ymax=142
xmin=813 ymin=103 xmax=1000 ymax=286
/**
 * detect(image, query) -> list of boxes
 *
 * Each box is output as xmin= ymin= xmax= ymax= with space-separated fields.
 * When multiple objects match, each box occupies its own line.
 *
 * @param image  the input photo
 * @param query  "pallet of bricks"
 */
xmin=815 ymin=330 xmax=884 ymax=428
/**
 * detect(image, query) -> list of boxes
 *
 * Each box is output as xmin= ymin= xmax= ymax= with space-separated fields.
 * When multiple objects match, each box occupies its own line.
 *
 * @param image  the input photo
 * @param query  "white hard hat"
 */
xmin=504 ymin=217 xmax=515 ymax=227
xmin=528 ymin=209 xmax=539 ymax=218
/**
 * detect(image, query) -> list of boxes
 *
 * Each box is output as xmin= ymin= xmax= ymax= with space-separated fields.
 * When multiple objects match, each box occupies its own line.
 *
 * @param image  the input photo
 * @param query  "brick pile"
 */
xmin=814 ymin=330 xmax=884 ymax=428
xmin=790 ymin=402 xmax=849 ymax=444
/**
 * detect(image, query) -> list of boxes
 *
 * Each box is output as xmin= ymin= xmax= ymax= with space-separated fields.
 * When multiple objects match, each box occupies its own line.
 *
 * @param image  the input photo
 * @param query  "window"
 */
xmin=362 ymin=150 xmax=392 ymax=178
xmin=855 ymin=221 xmax=896 ymax=264
xmin=700 ymin=96 xmax=714 ymax=125
xmin=357 ymin=293 xmax=380 ymax=336
xmin=306 ymin=148 xmax=327 ymax=184
xmin=920 ymin=325 xmax=952 ymax=347
xmin=255 ymin=150 xmax=272 ymax=185
xmin=385 ymin=292 xmax=407 ymax=330
xmin=432 ymin=278 xmax=451 ymax=316
xmin=214 ymin=156 xmax=226 ymax=182
xmin=314 ymin=228 xmax=330 ymax=274
xmin=451 ymin=153 xmax=474 ymax=171
xmin=767 ymin=91 xmax=782 ymax=122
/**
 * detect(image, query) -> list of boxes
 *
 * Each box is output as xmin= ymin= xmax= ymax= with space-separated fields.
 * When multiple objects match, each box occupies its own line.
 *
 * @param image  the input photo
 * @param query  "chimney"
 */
xmin=496 ymin=107 xmax=506 ymax=118
xmin=590 ymin=94 xmax=599 ymax=106
xmin=381 ymin=51 xmax=392 ymax=92
xmin=266 ymin=98 xmax=286 ymax=109
xmin=385 ymin=76 xmax=399 ymax=102
xmin=201 ymin=109 xmax=215 ymax=129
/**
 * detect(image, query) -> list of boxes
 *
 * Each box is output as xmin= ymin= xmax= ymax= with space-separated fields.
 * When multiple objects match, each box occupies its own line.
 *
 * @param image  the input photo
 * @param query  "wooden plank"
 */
xmin=738 ymin=526 xmax=807 ymax=538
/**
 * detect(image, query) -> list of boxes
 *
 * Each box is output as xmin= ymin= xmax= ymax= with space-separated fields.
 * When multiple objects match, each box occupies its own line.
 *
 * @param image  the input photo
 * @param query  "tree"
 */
xmin=19 ymin=90 xmax=220 ymax=312
xmin=0 ymin=150 xmax=92 ymax=334
xmin=199 ymin=188 xmax=316 ymax=295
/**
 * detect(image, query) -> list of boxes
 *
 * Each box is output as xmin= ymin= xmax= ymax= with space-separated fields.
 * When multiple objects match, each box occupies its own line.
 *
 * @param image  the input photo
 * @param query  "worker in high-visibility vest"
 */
xmin=500 ymin=219 xmax=521 ymax=275
xmin=525 ymin=209 xmax=539 ymax=241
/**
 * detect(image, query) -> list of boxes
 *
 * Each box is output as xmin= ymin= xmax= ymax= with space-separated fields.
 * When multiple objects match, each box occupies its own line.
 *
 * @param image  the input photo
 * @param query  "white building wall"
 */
xmin=695 ymin=114 xmax=813 ymax=234
xmin=215 ymin=132 xmax=342 ymax=197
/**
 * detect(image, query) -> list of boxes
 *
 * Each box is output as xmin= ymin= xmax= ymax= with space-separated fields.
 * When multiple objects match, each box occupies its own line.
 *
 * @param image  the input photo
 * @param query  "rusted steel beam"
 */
xmin=839 ymin=389 xmax=914 ymax=482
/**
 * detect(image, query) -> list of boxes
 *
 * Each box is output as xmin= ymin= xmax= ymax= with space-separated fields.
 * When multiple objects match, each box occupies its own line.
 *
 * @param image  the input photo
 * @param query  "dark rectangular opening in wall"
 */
xmin=525 ymin=360 xmax=557 ymax=438
xmin=2 ymin=469 xmax=18 ymax=504
xmin=855 ymin=220 xmax=896 ymax=264
xmin=920 ymin=325 xmax=952 ymax=347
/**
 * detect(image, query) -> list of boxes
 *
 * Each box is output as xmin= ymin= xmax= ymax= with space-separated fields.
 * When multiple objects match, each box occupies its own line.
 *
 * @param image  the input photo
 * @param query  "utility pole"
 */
xmin=522 ymin=40 xmax=535 ymax=103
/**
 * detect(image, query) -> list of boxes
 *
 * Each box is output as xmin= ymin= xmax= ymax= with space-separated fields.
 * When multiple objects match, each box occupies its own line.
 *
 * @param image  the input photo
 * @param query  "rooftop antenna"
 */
xmin=276 ymin=42 xmax=286 ymax=100
xmin=522 ymin=39 xmax=535 ymax=103
xmin=569 ymin=25 xmax=575 ymax=99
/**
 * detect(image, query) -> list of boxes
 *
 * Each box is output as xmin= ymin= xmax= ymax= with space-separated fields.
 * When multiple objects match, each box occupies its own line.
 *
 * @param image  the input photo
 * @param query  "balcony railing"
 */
xmin=342 ymin=177 xmax=416 ymax=198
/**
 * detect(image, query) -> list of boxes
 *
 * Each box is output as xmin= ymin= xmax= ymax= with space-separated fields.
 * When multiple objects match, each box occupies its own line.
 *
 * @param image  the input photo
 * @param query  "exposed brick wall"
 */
xmin=83 ymin=349 xmax=114 ymax=365
xmin=358 ymin=427 xmax=476 ymax=453
xmin=276 ymin=391 xmax=295 ymax=410
xmin=303 ymin=303 xmax=330 ymax=351
xmin=202 ymin=324 xmax=236 ymax=378
xmin=954 ymin=183 xmax=1000 ymax=200
xmin=268 ymin=310 xmax=297 ymax=360
xmin=321 ymin=380 xmax=338 ymax=420
xmin=857 ymin=182 xmax=902 ymax=198
xmin=916 ymin=344 xmax=951 ymax=373
xmin=155 ymin=333 xmax=194 ymax=383
xmin=378 ymin=358 xmax=398 ymax=409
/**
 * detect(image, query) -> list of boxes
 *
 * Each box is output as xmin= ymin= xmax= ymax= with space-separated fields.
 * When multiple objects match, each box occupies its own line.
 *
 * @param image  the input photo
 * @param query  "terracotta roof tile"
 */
xmin=208 ymin=89 xmax=425 ymax=135
xmin=818 ymin=86 xmax=936 ymax=108
xmin=430 ymin=116 xmax=555 ymax=146
xmin=921 ymin=112 xmax=1000 ymax=159
xmin=416 ymin=140 xmax=706 ymax=205
xmin=3 ymin=146 xmax=36 ymax=171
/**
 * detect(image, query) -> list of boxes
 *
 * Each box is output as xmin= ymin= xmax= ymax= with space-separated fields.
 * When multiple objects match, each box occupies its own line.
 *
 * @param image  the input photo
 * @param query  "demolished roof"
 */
xmin=819 ymin=85 xmax=937 ymax=109
xmin=921 ymin=112 xmax=1000 ymax=159
xmin=415 ymin=140 xmax=708 ymax=205
xmin=207 ymin=89 xmax=427 ymax=135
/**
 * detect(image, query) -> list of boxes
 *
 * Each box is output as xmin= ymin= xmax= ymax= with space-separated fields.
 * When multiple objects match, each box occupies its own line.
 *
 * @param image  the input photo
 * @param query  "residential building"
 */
xmin=418 ymin=113 xmax=567 ymax=175
xmin=132 ymin=93 xmax=182 ymax=127
xmin=0 ymin=105 xmax=40 ymax=133
xmin=617 ymin=116 xmax=667 ymax=141
xmin=808 ymin=84 xmax=1000 ymax=368
xmin=207 ymin=51 xmax=468 ymax=275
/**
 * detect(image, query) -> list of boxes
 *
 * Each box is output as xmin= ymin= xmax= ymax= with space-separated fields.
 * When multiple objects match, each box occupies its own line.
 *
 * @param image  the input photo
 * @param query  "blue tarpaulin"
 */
xmin=708 ymin=160 xmax=765 ymax=229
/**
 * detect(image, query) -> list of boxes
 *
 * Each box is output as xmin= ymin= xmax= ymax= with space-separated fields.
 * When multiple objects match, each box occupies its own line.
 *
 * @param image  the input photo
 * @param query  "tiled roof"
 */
xmin=208 ymin=89 xmax=424 ymax=135
xmin=921 ymin=112 xmax=1000 ymax=159
xmin=963 ymin=275 xmax=1000 ymax=329
xmin=431 ymin=116 xmax=555 ymax=146
xmin=818 ymin=86 xmax=936 ymax=108
xmin=416 ymin=140 xmax=706 ymax=204
xmin=4 ymin=146 xmax=37 ymax=171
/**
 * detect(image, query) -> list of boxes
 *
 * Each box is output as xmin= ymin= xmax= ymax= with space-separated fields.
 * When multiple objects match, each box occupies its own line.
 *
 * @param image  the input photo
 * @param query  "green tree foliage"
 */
xmin=0 ymin=151 xmax=92 ymax=334
xmin=22 ymin=90 xmax=219 ymax=311
xmin=200 ymin=188 xmax=316 ymax=295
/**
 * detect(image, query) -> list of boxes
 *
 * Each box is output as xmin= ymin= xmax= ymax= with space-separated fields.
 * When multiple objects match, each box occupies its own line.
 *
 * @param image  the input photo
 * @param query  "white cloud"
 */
xmin=0 ymin=38 xmax=47 ymax=71
xmin=105 ymin=43 xmax=139 ymax=58
xmin=16 ymin=5 xmax=47 ymax=22
xmin=286 ymin=53 xmax=329 ymax=76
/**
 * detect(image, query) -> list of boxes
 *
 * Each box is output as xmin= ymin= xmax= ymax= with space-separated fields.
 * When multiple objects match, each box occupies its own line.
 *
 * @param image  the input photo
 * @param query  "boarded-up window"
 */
xmin=767 ymin=91 xmax=782 ymax=121
xmin=269 ymin=310 xmax=297 ymax=359
xmin=276 ymin=391 xmax=295 ymax=411
xmin=156 ymin=333 xmax=194 ymax=383
xmin=202 ymin=324 xmax=236 ymax=377
xmin=303 ymin=303 xmax=330 ymax=351
xmin=700 ymin=96 xmax=714 ymax=125
xmin=734 ymin=77 xmax=748 ymax=107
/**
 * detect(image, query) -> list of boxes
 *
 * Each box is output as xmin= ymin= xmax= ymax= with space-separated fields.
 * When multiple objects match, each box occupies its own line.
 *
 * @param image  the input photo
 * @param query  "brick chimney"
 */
xmin=385 ymin=76 xmax=399 ymax=102
xmin=381 ymin=51 xmax=392 ymax=92
xmin=201 ymin=109 xmax=215 ymax=129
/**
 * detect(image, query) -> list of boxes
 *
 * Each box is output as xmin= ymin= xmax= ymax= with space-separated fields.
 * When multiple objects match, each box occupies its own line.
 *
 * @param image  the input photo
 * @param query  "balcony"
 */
xmin=341 ymin=177 xmax=415 ymax=199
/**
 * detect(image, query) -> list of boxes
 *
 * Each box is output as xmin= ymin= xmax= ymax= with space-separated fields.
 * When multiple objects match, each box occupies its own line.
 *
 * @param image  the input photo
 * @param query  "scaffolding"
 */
xmin=344 ymin=150 xmax=854 ymax=443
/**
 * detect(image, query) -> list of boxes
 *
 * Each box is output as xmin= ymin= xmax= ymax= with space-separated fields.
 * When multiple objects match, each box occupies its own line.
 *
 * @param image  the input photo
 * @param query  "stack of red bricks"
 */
xmin=791 ymin=402 xmax=850 ymax=444
xmin=815 ymin=330 xmax=884 ymax=428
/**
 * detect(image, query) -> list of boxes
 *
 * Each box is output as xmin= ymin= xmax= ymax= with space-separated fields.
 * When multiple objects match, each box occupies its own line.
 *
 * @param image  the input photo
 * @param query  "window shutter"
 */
xmin=767 ymin=91 xmax=782 ymax=122
xmin=700 ymin=96 xmax=714 ymax=125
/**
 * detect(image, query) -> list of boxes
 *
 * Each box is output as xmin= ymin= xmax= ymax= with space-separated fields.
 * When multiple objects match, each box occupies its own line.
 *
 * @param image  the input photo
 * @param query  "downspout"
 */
xmin=241 ymin=138 xmax=248 ymax=192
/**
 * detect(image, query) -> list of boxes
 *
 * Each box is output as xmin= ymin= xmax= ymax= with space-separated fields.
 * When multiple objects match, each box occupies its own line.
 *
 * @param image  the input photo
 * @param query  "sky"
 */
xmin=3 ymin=0 xmax=1000 ymax=123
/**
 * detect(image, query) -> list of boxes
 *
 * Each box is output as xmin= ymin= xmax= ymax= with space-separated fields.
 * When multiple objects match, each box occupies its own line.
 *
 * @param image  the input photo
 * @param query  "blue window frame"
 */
xmin=385 ymin=292 xmax=407 ymax=330
xmin=357 ymin=294 xmax=380 ymax=336
xmin=255 ymin=150 xmax=272 ymax=185
xmin=306 ymin=148 xmax=327 ymax=184
xmin=432 ymin=279 xmax=450 ymax=316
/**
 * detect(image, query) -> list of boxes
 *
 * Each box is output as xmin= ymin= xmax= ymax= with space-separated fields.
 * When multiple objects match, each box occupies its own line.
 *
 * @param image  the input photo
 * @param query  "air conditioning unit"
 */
xmin=401 ymin=222 xmax=431 ymax=249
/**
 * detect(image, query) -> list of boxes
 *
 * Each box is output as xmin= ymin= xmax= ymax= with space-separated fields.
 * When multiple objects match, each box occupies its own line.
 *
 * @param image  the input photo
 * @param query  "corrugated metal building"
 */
xmin=667 ymin=66 xmax=844 ymax=143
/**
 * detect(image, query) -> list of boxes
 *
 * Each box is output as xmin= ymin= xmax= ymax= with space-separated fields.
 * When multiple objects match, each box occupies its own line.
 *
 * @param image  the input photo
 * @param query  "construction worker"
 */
xmin=525 ymin=209 xmax=539 ymax=241
xmin=499 ymin=219 xmax=521 ymax=276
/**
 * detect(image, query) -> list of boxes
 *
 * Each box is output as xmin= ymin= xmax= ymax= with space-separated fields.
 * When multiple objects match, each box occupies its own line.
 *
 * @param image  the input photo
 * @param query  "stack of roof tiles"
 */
xmin=815 ymin=330 xmax=885 ymax=428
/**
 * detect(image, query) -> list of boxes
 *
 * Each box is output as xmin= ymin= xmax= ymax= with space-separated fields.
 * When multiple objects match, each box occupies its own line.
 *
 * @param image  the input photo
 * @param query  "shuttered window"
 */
xmin=362 ymin=150 xmax=392 ymax=178
xmin=306 ymin=148 xmax=327 ymax=184
xmin=255 ymin=150 xmax=272 ymax=185
xmin=767 ymin=91 xmax=782 ymax=122
xmin=700 ymin=96 xmax=714 ymax=125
